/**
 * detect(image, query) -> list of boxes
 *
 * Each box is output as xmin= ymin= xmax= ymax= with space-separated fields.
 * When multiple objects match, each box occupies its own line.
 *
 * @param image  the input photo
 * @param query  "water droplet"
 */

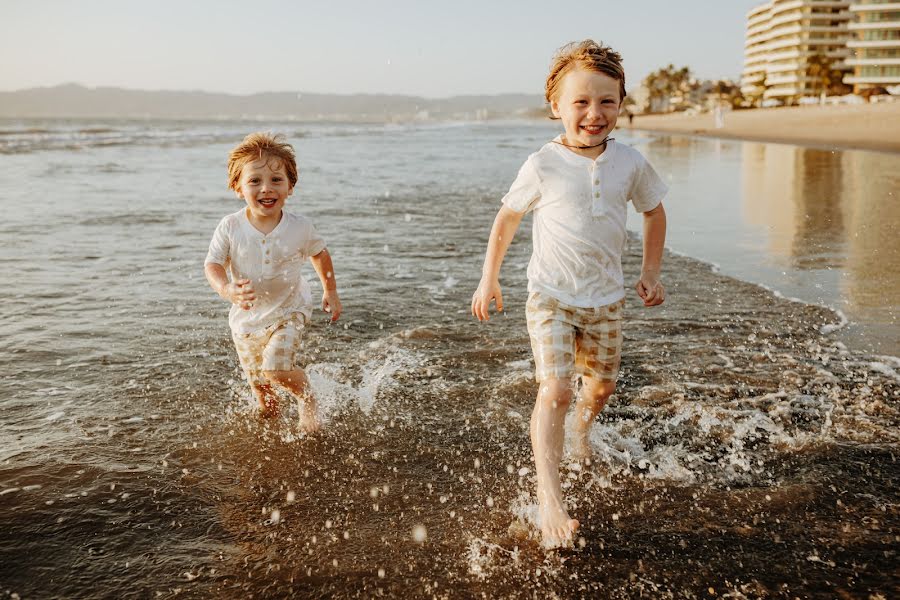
xmin=412 ymin=524 xmax=427 ymax=543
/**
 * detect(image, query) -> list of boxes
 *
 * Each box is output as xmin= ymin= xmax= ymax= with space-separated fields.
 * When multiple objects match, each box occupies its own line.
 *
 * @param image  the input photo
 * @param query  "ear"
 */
xmin=550 ymin=99 xmax=560 ymax=119
xmin=234 ymin=188 xmax=244 ymax=200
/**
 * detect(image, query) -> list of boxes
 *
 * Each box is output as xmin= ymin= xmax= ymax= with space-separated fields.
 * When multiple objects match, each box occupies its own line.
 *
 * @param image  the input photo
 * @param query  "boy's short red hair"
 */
xmin=545 ymin=40 xmax=626 ymax=105
xmin=227 ymin=132 xmax=299 ymax=191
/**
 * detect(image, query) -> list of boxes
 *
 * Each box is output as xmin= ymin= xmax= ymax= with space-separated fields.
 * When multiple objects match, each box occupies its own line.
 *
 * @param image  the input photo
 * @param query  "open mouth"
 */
xmin=581 ymin=125 xmax=606 ymax=135
xmin=258 ymin=199 xmax=277 ymax=208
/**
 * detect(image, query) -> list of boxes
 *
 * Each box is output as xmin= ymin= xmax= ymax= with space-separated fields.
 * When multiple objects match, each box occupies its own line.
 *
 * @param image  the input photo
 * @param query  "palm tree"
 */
xmin=806 ymin=53 xmax=851 ymax=98
xmin=642 ymin=64 xmax=694 ymax=113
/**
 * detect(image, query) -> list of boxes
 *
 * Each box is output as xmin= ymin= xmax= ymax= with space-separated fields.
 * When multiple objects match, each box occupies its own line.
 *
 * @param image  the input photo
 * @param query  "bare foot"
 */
xmin=298 ymin=403 xmax=321 ymax=433
xmin=538 ymin=495 xmax=579 ymax=548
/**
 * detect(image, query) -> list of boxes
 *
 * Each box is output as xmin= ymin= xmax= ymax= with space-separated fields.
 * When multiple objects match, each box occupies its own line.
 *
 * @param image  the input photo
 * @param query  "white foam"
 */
xmin=819 ymin=309 xmax=849 ymax=335
xmin=306 ymin=346 xmax=424 ymax=417
xmin=572 ymin=389 xmax=854 ymax=484
xmin=869 ymin=360 xmax=899 ymax=381
xmin=356 ymin=348 xmax=420 ymax=415
xmin=505 ymin=359 xmax=532 ymax=370
xmin=666 ymin=247 xmax=722 ymax=273
xmin=466 ymin=537 xmax=520 ymax=580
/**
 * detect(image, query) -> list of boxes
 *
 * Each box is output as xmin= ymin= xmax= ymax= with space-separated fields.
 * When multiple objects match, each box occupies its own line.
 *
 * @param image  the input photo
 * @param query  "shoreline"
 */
xmin=627 ymin=101 xmax=900 ymax=153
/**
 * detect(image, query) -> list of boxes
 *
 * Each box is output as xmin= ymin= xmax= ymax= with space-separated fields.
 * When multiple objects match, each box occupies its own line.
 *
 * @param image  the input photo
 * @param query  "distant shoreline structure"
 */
xmin=0 ymin=83 xmax=549 ymax=122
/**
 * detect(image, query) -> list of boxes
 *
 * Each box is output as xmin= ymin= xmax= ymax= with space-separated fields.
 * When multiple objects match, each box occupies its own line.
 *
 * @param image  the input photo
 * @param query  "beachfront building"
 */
xmin=741 ymin=0 xmax=853 ymax=105
xmin=845 ymin=1 xmax=900 ymax=92
xmin=742 ymin=3 xmax=772 ymax=104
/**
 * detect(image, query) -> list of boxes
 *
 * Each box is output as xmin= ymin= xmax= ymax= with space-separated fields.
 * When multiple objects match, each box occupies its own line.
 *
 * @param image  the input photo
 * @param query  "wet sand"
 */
xmin=629 ymin=102 xmax=900 ymax=153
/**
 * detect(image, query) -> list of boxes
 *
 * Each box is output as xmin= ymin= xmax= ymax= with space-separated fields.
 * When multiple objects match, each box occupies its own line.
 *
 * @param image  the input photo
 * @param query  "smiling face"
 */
xmin=550 ymin=67 xmax=621 ymax=157
xmin=235 ymin=155 xmax=294 ymax=224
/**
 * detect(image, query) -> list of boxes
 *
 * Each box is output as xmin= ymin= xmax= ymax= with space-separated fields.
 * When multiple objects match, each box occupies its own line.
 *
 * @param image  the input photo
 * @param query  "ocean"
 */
xmin=1 ymin=119 xmax=897 ymax=598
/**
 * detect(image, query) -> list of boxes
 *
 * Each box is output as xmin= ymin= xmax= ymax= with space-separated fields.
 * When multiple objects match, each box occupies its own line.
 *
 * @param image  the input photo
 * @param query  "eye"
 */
xmin=575 ymin=100 xmax=588 ymax=105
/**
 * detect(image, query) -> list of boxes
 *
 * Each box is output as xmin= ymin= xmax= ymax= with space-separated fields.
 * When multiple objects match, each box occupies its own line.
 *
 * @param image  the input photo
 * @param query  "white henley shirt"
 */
xmin=205 ymin=209 xmax=326 ymax=335
xmin=501 ymin=138 xmax=668 ymax=307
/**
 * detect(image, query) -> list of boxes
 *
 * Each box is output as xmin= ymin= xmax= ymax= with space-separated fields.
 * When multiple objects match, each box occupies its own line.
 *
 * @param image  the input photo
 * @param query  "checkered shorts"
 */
xmin=231 ymin=315 xmax=305 ymax=386
xmin=525 ymin=292 xmax=624 ymax=383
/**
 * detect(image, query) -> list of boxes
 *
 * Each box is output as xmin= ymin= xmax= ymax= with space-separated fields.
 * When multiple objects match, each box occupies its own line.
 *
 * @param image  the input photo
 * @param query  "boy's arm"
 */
xmin=636 ymin=202 xmax=667 ymax=307
xmin=471 ymin=205 xmax=525 ymax=321
xmin=204 ymin=262 xmax=255 ymax=310
xmin=309 ymin=248 xmax=342 ymax=322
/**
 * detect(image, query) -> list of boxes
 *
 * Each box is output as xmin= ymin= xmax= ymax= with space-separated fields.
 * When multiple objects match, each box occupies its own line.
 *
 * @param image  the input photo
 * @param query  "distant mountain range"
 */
xmin=0 ymin=84 xmax=548 ymax=121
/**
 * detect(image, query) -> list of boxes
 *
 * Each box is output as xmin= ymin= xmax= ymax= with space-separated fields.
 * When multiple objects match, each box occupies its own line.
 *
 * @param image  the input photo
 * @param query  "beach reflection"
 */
xmin=638 ymin=132 xmax=898 ymax=355
xmin=741 ymin=144 xmax=899 ymax=343
xmin=742 ymin=145 xmax=848 ymax=269
xmin=842 ymin=152 xmax=900 ymax=312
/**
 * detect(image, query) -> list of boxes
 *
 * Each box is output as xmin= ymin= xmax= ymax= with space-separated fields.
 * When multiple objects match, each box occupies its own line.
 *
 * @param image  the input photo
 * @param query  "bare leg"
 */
xmin=250 ymin=381 xmax=280 ymax=418
xmin=571 ymin=378 xmax=615 ymax=462
xmin=530 ymin=378 xmax=579 ymax=548
xmin=263 ymin=369 xmax=320 ymax=432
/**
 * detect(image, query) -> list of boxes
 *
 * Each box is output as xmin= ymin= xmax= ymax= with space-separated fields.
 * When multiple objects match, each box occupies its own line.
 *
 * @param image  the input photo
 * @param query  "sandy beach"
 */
xmin=629 ymin=101 xmax=900 ymax=153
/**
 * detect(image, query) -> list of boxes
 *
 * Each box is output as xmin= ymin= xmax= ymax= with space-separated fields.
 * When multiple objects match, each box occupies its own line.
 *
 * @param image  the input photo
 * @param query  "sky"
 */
xmin=1 ymin=0 xmax=764 ymax=98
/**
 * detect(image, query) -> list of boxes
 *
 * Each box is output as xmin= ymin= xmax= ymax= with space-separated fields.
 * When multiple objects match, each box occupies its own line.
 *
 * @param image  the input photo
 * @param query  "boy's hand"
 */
xmin=322 ymin=289 xmax=342 ymax=322
xmin=636 ymin=273 xmax=665 ymax=307
xmin=471 ymin=279 xmax=503 ymax=322
xmin=223 ymin=278 xmax=256 ymax=310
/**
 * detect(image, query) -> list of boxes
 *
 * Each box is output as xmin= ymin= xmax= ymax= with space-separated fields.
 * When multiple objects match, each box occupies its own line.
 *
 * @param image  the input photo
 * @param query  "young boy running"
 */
xmin=472 ymin=40 xmax=668 ymax=548
xmin=205 ymin=132 xmax=342 ymax=429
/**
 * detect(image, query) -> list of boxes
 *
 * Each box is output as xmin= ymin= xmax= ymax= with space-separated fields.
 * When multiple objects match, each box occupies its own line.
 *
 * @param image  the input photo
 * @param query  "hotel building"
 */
xmin=845 ymin=0 xmax=900 ymax=91
xmin=741 ymin=0 xmax=853 ymax=104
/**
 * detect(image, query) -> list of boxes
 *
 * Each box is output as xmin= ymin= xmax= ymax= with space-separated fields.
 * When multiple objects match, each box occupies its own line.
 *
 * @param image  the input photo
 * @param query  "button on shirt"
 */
xmin=205 ymin=209 xmax=326 ymax=334
xmin=502 ymin=138 xmax=668 ymax=307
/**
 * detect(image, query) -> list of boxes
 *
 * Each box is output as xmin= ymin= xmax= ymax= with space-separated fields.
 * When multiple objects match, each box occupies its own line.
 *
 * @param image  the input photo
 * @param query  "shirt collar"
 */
xmin=548 ymin=134 xmax=617 ymax=166
xmin=240 ymin=208 xmax=286 ymax=237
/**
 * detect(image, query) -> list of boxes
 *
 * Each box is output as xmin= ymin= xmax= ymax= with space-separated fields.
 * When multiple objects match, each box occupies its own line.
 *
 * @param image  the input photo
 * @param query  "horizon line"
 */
xmin=0 ymin=82 xmax=555 ymax=101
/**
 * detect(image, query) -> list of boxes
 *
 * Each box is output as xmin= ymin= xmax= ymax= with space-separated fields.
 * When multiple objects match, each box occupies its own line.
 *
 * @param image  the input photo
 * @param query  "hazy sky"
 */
xmin=2 ymin=0 xmax=763 ymax=97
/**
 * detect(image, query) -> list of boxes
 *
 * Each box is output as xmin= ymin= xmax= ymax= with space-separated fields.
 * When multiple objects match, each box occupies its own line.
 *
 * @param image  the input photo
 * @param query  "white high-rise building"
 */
xmin=741 ymin=0 xmax=853 ymax=104
xmin=845 ymin=1 xmax=900 ymax=91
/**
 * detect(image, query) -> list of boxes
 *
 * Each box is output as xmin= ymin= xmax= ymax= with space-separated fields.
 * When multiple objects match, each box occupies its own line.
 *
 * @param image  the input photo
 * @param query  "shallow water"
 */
xmin=0 ymin=119 xmax=897 ymax=598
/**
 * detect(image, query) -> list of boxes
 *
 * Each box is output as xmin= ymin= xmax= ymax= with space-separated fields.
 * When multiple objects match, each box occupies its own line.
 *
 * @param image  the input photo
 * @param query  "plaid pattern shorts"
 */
xmin=525 ymin=292 xmax=624 ymax=383
xmin=231 ymin=315 xmax=305 ymax=386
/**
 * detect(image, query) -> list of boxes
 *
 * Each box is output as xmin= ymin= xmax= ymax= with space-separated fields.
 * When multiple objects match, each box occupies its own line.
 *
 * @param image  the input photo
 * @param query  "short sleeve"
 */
xmin=304 ymin=221 xmax=327 ymax=257
xmin=629 ymin=153 xmax=668 ymax=213
xmin=205 ymin=217 xmax=231 ymax=265
xmin=501 ymin=156 xmax=541 ymax=213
